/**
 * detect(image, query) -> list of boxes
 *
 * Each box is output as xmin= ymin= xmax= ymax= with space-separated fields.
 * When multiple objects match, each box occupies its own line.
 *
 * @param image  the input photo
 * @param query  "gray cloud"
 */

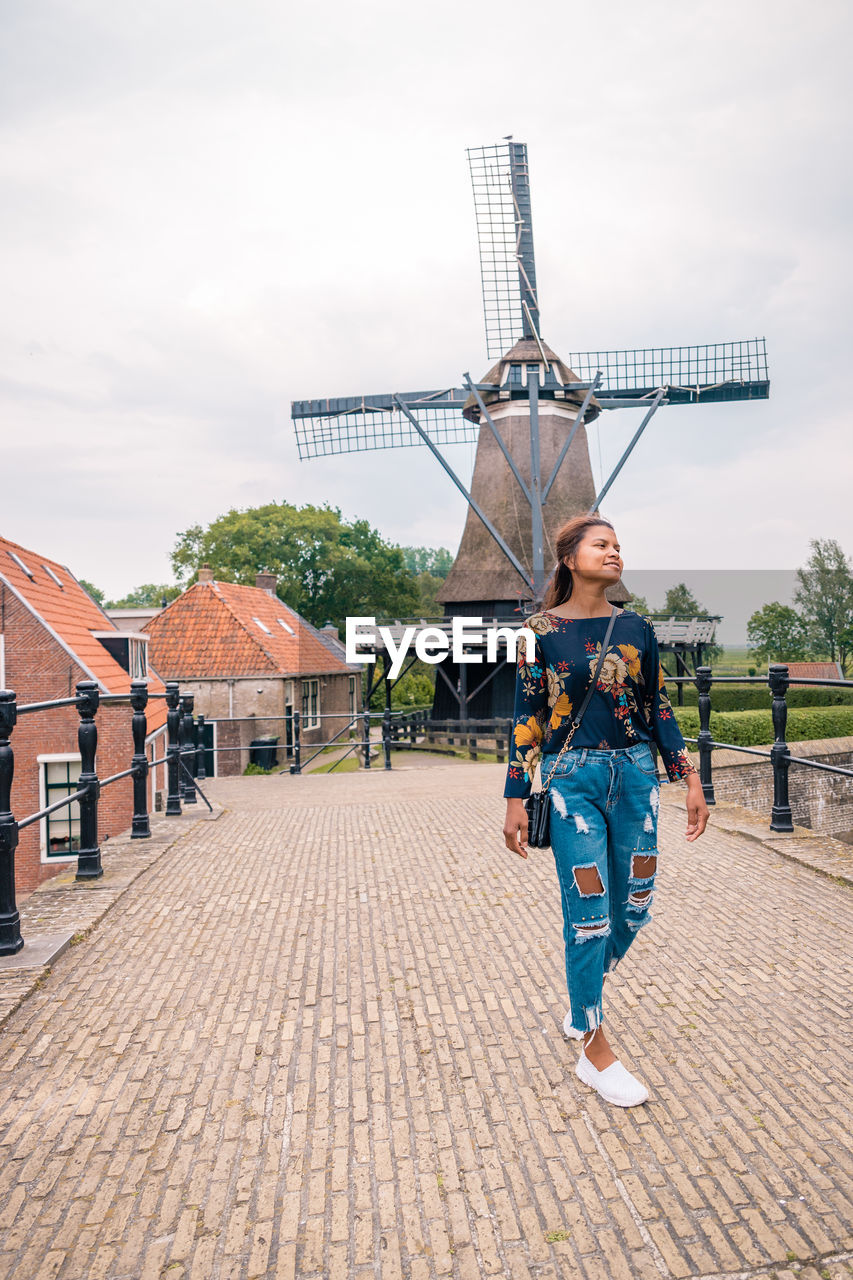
xmin=0 ymin=0 xmax=850 ymax=618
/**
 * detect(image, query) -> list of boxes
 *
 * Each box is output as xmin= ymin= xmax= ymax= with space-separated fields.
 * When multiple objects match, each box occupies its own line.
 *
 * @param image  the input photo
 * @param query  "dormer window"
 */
xmin=8 ymin=551 xmax=34 ymax=579
xmin=92 ymin=632 xmax=148 ymax=678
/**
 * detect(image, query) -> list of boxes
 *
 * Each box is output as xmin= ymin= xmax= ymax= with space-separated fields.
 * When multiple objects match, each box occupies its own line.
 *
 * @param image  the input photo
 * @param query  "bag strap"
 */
xmin=539 ymin=605 xmax=619 ymax=795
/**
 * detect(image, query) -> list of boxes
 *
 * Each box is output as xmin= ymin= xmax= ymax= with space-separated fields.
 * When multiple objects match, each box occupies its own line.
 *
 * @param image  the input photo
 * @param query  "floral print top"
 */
xmin=504 ymin=608 xmax=698 ymax=798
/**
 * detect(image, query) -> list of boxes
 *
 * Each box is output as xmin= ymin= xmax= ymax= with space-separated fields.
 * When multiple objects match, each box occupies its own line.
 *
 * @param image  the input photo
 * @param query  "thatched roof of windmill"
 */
xmin=462 ymin=338 xmax=602 ymax=423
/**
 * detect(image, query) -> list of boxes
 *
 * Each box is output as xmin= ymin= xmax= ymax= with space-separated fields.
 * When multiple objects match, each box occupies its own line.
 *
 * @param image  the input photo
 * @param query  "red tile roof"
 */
xmin=0 ymin=534 xmax=167 ymax=732
xmin=786 ymin=661 xmax=843 ymax=680
xmin=144 ymin=580 xmax=354 ymax=679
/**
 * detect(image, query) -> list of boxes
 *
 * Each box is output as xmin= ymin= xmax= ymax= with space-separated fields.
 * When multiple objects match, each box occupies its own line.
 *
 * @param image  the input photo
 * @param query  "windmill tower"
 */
xmin=292 ymin=139 xmax=769 ymax=718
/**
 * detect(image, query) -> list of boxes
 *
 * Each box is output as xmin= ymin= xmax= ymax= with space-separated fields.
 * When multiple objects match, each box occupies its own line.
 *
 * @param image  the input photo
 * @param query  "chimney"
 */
xmin=198 ymin=564 xmax=214 ymax=584
xmin=321 ymin=622 xmax=339 ymax=640
xmin=256 ymin=572 xmax=278 ymax=595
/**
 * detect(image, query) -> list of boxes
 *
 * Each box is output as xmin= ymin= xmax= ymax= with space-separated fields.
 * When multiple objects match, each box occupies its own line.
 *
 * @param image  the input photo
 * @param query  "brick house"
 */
xmin=0 ymin=535 xmax=168 ymax=895
xmin=143 ymin=570 xmax=361 ymax=775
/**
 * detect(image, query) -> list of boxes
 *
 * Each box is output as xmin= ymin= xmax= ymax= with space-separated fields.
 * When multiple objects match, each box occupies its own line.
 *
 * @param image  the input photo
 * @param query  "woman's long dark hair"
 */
xmin=542 ymin=515 xmax=616 ymax=611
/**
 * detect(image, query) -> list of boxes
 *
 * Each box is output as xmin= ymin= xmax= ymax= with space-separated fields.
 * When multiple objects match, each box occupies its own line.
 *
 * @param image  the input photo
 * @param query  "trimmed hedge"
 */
xmin=668 ymin=684 xmax=853 ymax=711
xmin=672 ymin=705 xmax=853 ymax=749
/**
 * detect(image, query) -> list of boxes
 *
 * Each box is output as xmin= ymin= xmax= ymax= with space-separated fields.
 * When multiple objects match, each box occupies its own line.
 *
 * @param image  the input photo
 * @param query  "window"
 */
xmin=278 ymin=618 xmax=295 ymax=636
xmin=349 ymin=675 xmax=358 ymax=719
xmin=301 ymin=678 xmax=319 ymax=728
xmin=128 ymin=638 xmax=147 ymax=679
xmin=42 ymin=564 xmax=64 ymax=588
xmin=40 ymin=756 xmax=82 ymax=859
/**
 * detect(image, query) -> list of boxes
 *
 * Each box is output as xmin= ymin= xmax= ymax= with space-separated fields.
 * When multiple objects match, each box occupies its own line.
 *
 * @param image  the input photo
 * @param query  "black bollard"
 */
xmin=75 ymin=680 xmax=102 ymax=880
xmin=768 ymin=664 xmax=793 ymax=832
xmin=196 ymin=713 xmax=207 ymax=781
xmin=0 ymin=692 xmax=22 ymax=955
xmin=382 ymin=708 xmax=392 ymax=770
xmin=165 ymin=683 xmax=182 ymax=816
xmin=130 ymin=680 xmax=150 ymax=838
xmin=363 ymin=709 xmax=371 ymax=769
xmin=289 ymin=710 xmax=301 ymax=775
xmin=180 ymin=695 xmax=197 ymax=805
xmin=695 ymin=666 xmax=716 ymax=806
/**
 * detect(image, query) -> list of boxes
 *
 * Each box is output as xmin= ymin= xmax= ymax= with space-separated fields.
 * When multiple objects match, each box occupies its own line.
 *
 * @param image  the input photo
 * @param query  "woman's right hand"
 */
xmin=503 ymin=798 xmax=529 ymax=859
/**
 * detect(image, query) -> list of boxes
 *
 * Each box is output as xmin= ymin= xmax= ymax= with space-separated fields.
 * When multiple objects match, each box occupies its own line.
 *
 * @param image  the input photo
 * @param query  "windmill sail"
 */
xmin=468 ymin=140 xmax=540 ymax=360
xmin=291 ymin=338 xmax=769 ymax=458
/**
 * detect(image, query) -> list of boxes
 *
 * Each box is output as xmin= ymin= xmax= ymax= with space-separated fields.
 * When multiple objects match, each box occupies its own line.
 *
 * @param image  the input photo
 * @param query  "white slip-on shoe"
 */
xmin=575 ymin=1048 xmax=649 ymax=1107
xmin=562 ymin=1010 xmax=584 ymax=1040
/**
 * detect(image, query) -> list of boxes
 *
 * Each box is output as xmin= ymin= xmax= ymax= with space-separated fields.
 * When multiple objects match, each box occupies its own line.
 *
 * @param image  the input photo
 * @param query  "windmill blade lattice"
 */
xmin=291 ymin=390 xmax=478 ymax=459
xmin=291 ymin=338 xmax=769 ymax=458
xmin=468 ymin=140 xmax=540 ymax=360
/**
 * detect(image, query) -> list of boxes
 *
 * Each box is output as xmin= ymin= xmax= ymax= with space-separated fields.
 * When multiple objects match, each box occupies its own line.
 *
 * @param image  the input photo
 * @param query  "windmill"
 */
xmin=292 ymin=139 xmax=769 ymax=717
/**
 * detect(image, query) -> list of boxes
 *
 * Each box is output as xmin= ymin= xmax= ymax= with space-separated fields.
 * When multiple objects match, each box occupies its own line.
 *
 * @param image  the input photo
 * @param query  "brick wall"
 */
xmin=696 ymin=736 xmax=853 ymax=836
xmin=4 ymin=592 xmax=159 ymax=895
xmin=170 ymin=673 xmax=357 ymax=775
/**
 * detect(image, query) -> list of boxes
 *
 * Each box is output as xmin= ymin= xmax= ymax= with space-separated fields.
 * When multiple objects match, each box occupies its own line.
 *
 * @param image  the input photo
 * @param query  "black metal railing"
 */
xmin=0 ymin=678 xmax=208 ymax=958
xmin=4 ymin=663 xmax=848 ymax=957
xmin=389 ymin=665 xmax=853 ymax=833
xmin=667 ymin=664 xmax=853 ymax=832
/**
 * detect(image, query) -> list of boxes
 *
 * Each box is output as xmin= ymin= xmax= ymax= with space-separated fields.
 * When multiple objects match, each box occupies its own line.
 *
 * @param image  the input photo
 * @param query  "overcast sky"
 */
xmin=1 ymin=0 xmax=850 ymax=624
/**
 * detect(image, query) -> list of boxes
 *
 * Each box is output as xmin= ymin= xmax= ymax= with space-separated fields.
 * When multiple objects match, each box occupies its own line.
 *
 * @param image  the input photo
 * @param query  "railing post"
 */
xmin=289 ymin=710 xmax=302 ymax=775
xmin=363 ymin=710 xmax=371 ymax=769
xmin=165 ymin=682 xmax=182 ymax=816
xmin=768 ymin=664 xmax=793 ymax=832
xmin=196 ymin=713 xmax=207 ymax=781
xmin=130 ymin=679 xmax=150 ymax=839
xmin=180 ymin=694 xmax=197 ymax=805
xmin=695 ymin=666 xmax=716 ymax=806
xmin=0 ymin=692 xmax=22 ymax=955
xmin=382 ymin=708 xmax=392 ymax=770
xmin=75 ymin=680 xmax=102 ymax=880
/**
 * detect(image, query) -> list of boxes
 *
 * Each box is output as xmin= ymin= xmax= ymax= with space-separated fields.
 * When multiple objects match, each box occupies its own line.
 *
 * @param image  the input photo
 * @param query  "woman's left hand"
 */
xmin=684 ymin=774 xmax=709 ymax=842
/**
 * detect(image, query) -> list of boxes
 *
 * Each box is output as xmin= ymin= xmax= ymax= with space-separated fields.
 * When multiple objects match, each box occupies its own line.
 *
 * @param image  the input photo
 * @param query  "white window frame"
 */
xmin=146 ymin=726 xmax=168 ymax=805
xmin=128 ymin=637 xmax=148 ymax=679
xmin=301 ymin=678 xmax=320 ymax=729
xmin=37 ymin=753 xmax=82 ymax=864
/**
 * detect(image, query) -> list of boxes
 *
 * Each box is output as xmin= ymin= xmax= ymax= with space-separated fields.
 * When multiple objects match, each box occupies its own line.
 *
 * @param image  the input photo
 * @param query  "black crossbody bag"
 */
xmin=524 ymin=605 xmax=619 ymax=849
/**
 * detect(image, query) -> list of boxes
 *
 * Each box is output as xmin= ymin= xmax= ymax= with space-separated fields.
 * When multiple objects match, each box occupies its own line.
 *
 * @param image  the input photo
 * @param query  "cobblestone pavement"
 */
xmin=0 ymin=765 xmax=850 ymax=1280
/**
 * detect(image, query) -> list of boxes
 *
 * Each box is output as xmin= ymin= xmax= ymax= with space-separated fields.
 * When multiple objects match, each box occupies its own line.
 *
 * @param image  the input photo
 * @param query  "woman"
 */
xmin=503 ymin=515 xmax=709 ymax=1107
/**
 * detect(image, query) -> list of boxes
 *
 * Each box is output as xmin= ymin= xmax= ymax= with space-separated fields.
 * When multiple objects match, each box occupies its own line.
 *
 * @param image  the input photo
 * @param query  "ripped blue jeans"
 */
xmin=542 ymin=742 xmax=661 ymax=1034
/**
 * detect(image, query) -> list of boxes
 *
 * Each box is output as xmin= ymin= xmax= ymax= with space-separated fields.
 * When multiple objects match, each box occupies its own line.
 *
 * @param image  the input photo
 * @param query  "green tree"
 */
xmin=661 ymin=583 xmax=703 ymax=615
xmin=792 ymin=538 xmax=853 ymax=675
xmin=170 ymin=502 xmax=419 ymax=631
xmin=401 ymin=546 xmax=454 ymax=578
xmin=412 ymin=572 xmax=446 ymax=617
xmin=369 ymin=668 xmax=435 ymax=710
xmin=651 ymin=582 xmax=724 ymax=667
xmin=78 ymin=579 xmax=106 ymax=606
xmin=746 ymin=602 xmax=811 ymax=665
xmin=624 ymin=591 xmax=650 ymax=615
xmin=108 ymin=583 xmax=182 ymax=608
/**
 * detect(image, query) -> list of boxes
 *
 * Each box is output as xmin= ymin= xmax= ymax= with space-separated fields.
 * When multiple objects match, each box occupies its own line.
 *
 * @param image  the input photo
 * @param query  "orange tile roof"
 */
xmin=144 ymin=580 xmax=354 ymax=679
xmin=0 ymin=533 xmax=167 ymax=732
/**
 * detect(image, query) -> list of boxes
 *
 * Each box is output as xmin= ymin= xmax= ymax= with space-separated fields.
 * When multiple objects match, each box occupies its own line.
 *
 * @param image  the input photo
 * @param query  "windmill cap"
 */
xmin=462 ymin=338 xmax=601 ymax=423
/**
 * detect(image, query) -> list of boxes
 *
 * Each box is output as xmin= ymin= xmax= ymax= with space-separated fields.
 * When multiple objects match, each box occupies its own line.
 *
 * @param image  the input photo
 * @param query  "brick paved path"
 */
xmin=0 ymin=765 xmax=850 ymax=1280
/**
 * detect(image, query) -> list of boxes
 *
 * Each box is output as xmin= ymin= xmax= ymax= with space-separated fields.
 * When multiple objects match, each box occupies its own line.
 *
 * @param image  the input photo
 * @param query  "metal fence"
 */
xmin=3 ymin=663 xmax=850 ymax=958
xmin=0 ymin=679 xmax=208 ymax=957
